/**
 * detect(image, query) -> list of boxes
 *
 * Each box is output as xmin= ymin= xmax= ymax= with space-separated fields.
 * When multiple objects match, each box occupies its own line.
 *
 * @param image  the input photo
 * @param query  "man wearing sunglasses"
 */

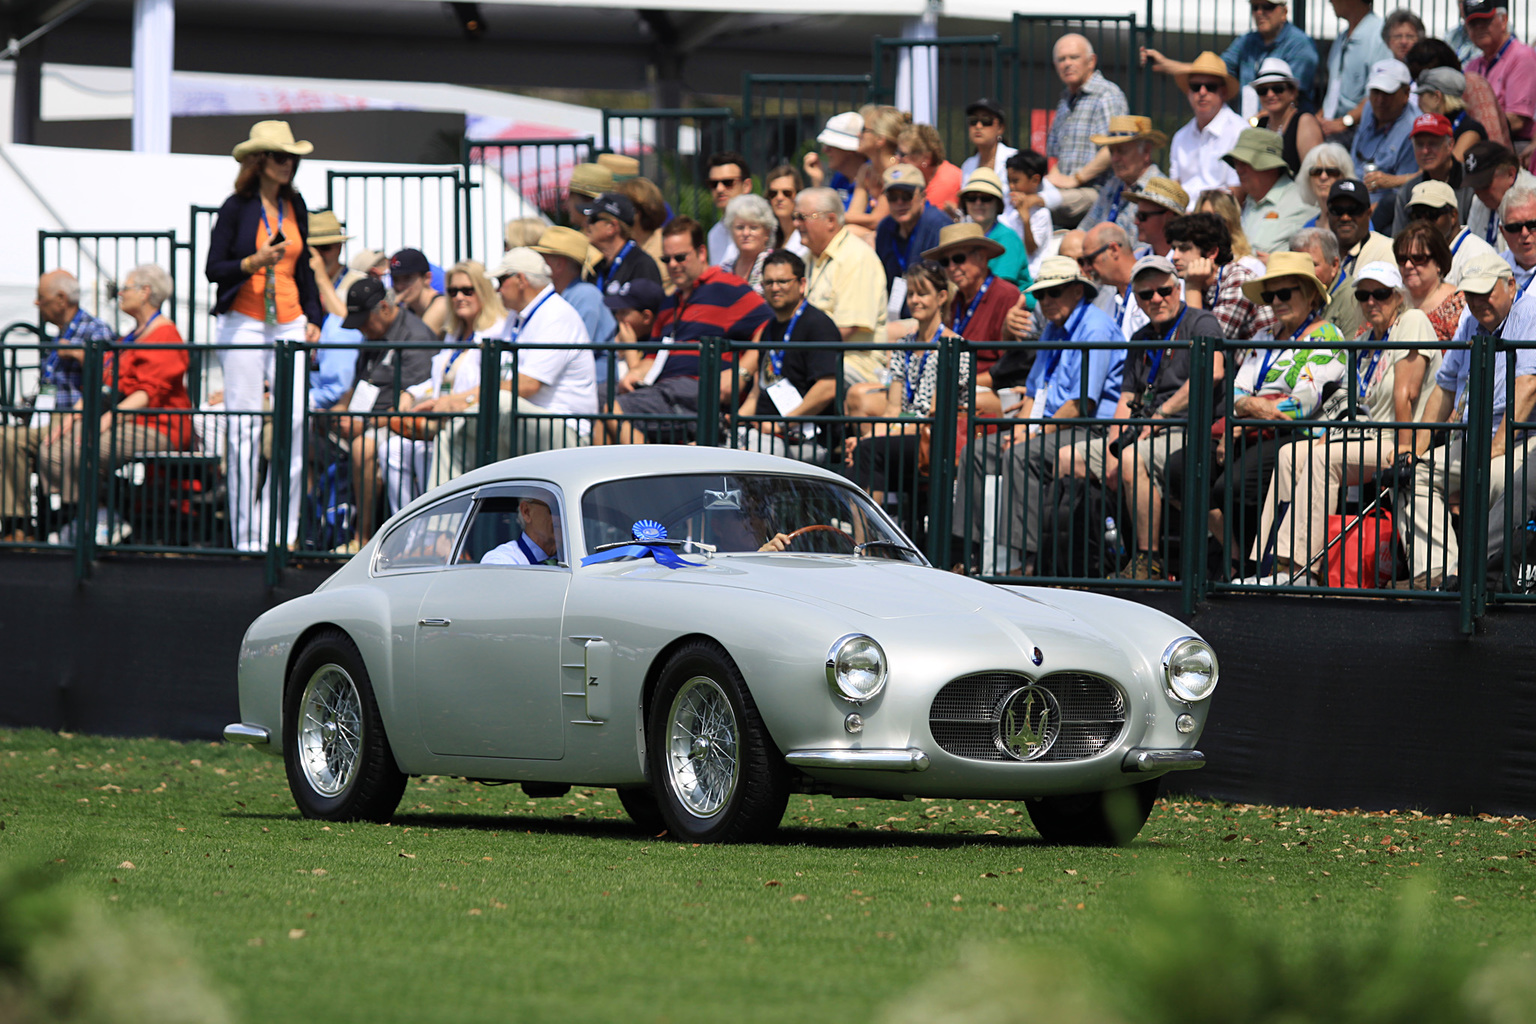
xmin=1320 ymin=177 xmax=1396 ymax=338
xmin=1124 ymin=177 xmax=1189 ymax=258
xmin=1167 ymin=53 xmax=1245 ymax=205
xmin=1142 ymin=1 xmax=1318 ymax=116
xmin=874 ymin=164 xmax=951 ymax=302
xmin=1387 ymin=114 xmax=1474 ymax=236
xmin=1464 ymin=141 xmax=1536 ymax=253
xmin=705 ymin=151 xmax=754 ymax=265
xmin=959 ymin=98 xmax=1018 ymax=182
xmin=1083 ymin=223 xmax=1150 ymax=341
xmin=1494 ymin=184 xmax=1536 ymax=292
xmin=1223 ymin=127 xmax=1313 ymax=255
xmin=1405 ymin=180 xmax=1496 ymax=287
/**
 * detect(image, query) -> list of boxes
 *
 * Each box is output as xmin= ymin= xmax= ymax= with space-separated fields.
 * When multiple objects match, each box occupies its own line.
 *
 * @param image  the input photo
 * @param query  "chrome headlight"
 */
xmin=1163 ymin=637 xmax=1219 ymax=703
xmin=826 ymin=634 xmax=887 ymax=703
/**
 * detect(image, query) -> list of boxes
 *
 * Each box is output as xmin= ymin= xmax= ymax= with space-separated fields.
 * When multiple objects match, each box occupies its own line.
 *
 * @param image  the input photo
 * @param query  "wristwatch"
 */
xmin=1341 ymin=114 xmax=1356 ymax=128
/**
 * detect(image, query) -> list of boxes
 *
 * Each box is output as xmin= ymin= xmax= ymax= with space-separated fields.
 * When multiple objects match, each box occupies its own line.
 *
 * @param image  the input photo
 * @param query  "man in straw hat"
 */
xmin=951 ymin=254 xmax=1124 ymax=575
xmin=1395 ymin=251 xmax=1536 ymax=589
xmin=1166 ymin=53 xmax=1245 ymax=206
xmin=1142 ymin=0 xmax=1317 ymax=114
xmin=534 ymin=225 xmax=617 ymax=355
xmin=1081 ymin=116 xmax=1166 ymax=244
xmin=567 ymin=162 xmax=615 ymax=231
xmin=921 ymin=222 xmax=1023 ymax=376
xmin=1123 ymin=177 xmax=1189 ymax=258
xmin=1223 ymin=126 xmax=1312 ymax=254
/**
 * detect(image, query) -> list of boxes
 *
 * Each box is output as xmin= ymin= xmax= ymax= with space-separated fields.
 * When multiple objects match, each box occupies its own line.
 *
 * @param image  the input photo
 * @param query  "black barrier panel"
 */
xmin=740 ymin=74 xmax=875 ymax=195
xmin=1008 ymin=14 xmax=1142 ymax=162
xmin=600 ymin=111 xmax=736 ymax=228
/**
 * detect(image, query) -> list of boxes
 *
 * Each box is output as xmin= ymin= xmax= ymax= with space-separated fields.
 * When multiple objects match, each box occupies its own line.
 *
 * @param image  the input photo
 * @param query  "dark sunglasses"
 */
xmin=767 ymin=188 xmax=796 ymax=199
xmin=1135 ymin=208 xmax=1170 ymax=222
xmin=446 ymin=286 xmax=477 ymax=297
xmin=1407 ymin=205 xmax=1444 ymax=221
xmin=266 ymin=152 xmax=296 ymax=164
xmin=1260 ymin=287 xmax=1298 ymax=303
xmin=967 ymin=115 xmax=997 ymax=127
xmin=1310 ymin=166 xmax=1343 ymax=178
xmin=1354 ymin=286 xmax=1395 ymax=303
xmin=1502 ymin=218 xmax=1536 ymax=235
xmin=1254 ymin=83 xmax=1292 ymax=97
xmin=1328 ymin=203 xmax=1368 ymax=218
xmin=1078 ymin=243 xmax=1112 ymax=266
xmin=1038 ymin=285 xmax=1070 ymax=299
xmin=1187 ymin=80 xmax=1224 ymax=94
xmin=1399 ymin=252 xmax=1435 ymax=267
xmin=761 ymin=276 xmax=800 ymax=288
xmin=1135 ymin=285 xmax=1177 ymax=300
xmin=709 ymin=176 xmax=742 ymax=189
xmin=1250 ymin=1 xmax=1280 ymax=10
xmin=659 ymin=253 xmax=693 ymax=264
xmin=942 ymin=252 xmax=974 ymax=266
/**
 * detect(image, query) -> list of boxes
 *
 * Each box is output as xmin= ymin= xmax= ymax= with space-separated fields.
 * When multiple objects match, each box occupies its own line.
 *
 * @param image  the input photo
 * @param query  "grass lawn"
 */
xmin=3 ymin=726 xmax=1535 ymax=1023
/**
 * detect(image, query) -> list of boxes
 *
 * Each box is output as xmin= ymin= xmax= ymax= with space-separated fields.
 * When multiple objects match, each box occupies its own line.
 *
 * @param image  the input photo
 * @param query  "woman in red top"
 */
xmin=39 ymin=263 xmax=191 ymax=516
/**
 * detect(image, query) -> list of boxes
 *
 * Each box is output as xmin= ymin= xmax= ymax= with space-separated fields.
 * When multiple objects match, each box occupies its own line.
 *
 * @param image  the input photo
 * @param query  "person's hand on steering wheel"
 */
xmin=758 ymin=532 xmax=794 ymax=552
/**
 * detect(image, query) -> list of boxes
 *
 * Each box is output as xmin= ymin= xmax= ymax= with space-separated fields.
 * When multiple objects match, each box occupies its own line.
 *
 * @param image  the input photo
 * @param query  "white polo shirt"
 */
xmin=502 ymin=285 xmax=597 ymax=415
xmin=1168 ymin=105 xmax=1245 ymax=210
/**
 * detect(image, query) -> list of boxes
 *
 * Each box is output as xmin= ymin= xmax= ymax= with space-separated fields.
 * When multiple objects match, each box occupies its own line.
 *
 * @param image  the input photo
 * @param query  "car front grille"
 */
xmin=929 ymin=671 xmax=1127 ymax=762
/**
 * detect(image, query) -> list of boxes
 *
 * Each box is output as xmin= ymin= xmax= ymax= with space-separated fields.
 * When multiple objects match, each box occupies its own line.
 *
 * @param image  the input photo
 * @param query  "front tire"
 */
xmin=283 ymin=628 xmax=407 ymax=823
xmin=646 ymin=640 xmax=789 ymax=843
xmin=1025 ymin=777 xmax=1161 ymax=847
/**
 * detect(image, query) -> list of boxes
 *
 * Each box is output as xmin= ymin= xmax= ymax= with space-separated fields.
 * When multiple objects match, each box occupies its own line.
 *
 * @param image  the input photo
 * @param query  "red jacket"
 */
xmin=109 ymin=318 xmax=193 ymax=449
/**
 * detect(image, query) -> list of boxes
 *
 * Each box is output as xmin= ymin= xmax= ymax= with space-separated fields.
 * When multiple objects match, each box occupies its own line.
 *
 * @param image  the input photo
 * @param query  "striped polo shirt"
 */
xmin=652 ymin=266 xmax=771 ymax=380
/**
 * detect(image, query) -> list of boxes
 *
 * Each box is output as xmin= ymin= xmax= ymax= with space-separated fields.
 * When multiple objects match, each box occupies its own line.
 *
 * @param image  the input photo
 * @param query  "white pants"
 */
xmin=379 ymin=432 xmax=431 ymax=514
xmin=216 ymin=312 xmax=307 ymax=552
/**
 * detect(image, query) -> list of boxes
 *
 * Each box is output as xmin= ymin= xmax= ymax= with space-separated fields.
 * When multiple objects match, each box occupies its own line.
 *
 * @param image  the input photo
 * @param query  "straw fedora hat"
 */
xmin=920 ymin=221 xmax=1005 ymax=262
xmin=959 ymin=166 xmax=1006 ymax=202
xmin=533 ymin=225 xmax=595 ymax=268
xmin=1089 ymin=114 xmax=1169 ymax=149
xmin=1124 ymin=177 xmax=1190 ymax=216
xmin=1024 ymin=255 xmax=1099 ymax=299
xmin=1174 ymin=51 xmax=1241 ymax=101
xmin=232 ymin=120 xmax=314 ymax=162
xmin=597 ymin=153 xmax=640 ymax=180
xmin=1241 ymin=250 xmax=1331 ymax=308
xmin=306 ymin=210 xmax=351 ymax=247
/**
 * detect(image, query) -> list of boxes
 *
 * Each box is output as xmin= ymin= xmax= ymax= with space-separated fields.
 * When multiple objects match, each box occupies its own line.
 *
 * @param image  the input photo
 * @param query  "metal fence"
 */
xmin=740 ymin=74 xmax=875 ymax=189
xmin=325 ymin=169 xmax=464 ymax=274
xmin=463 ymin=136 xmax=594 ymax=263
xmin=871 ymin=36 xmax=1004 ymax=170
xmin=601 ymin=109 xmax=736 ymax=226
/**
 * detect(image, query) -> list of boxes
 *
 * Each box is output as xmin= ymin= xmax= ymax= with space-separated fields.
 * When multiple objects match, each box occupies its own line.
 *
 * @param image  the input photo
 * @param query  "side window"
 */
xmin=460 ymin=485 xmax=565 ymax=567
xmin=374 ymin=494 xmax=473 ymax=573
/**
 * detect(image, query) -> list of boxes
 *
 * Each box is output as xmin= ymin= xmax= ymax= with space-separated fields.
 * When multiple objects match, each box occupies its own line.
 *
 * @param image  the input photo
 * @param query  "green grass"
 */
xmin=2 ymin=726 xmax=1535 ymax=1023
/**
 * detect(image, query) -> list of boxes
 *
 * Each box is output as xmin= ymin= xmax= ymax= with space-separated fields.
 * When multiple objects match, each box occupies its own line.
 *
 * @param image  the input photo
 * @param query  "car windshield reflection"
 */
xmin=581 ymin=473 xmax=924 ymax=563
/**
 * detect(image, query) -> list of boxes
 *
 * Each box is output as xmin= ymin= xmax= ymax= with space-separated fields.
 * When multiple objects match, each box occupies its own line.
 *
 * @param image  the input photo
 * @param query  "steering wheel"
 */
xmin=784 ymin=524 xmax=855 ymax=549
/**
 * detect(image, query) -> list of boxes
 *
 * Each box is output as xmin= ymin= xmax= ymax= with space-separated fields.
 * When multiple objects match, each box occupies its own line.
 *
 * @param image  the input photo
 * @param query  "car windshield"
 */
xmin=581 ymin=473 xmax=924 ymax=563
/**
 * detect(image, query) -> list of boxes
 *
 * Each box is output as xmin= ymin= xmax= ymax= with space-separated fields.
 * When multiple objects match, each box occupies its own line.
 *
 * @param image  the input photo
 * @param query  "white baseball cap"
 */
xmin=1366 ymin=58 xmax=1412 ymax=94
xmin=492 ymin=247 xmax=550 ymax=280
xmin=817 ymin=111 xmax=864 ymax=152
xmin=1355 ymin=260 xmax=1403 ymax=290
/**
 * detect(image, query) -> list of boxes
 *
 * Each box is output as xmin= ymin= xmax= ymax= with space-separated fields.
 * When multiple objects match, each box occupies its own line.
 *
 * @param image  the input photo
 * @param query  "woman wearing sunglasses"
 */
xmin=1294 ymin=143 xmax=1356 ymax=233
xmin=1251 ymin=260 xmax=1438 ymax=584
xmin=206 ymin=120 xmax=323 ymax=552
xmin=764 ymin=164 xmax=807 ymax=257
xmin=959 ymin=167 xmax=1032 ymax=291
xmin=1394 ymin=221 xmax=1464 ymax=343
xmin=1250 ymin=58 xmax=1323 ymax=177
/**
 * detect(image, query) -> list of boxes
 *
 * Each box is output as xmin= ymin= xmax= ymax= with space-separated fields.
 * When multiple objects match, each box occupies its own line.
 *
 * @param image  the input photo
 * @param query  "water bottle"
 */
xmin=1104 ymin=516 xmax=1126 ymax=562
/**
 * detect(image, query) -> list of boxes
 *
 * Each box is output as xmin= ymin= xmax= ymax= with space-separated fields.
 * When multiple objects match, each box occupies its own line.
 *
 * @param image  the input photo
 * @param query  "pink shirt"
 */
xmin=1466 ymin=34 xmax=1536 ymax=140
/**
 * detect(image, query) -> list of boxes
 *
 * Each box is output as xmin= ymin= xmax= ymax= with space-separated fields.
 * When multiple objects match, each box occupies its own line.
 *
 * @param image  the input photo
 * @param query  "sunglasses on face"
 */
xmin=761 ymin=276 xmax=800 ymax=288
xmin=1187 ymin=80 xmax=1224 ymax=94
xmin=1310 ymin=166 xmax=1342 ymax=178
xmin=767 ymin=188 xmax=796 ymax=199
xmin=1502 ymin=219 xmax=1536 ymax=235
xmin=1135 ymin=285 xmax=1177 ymax=300
xmin=709 ymin=176 xmax=742 ymax=189
xmin=1328 ymin=203 xmax=1367 ymax=218
xmin=1399 ymin=252 xmax=1434 ymax=267
xmin=1078 ymin=243 xmax=1112 ymax=266
xmin=1135 ymin=208 xmax=1169 ymax=222
xmin=266 ymin=152 xmax=296 ymax=164
xmin=1254 ymin=83 xmax=1292 ymax=97
xmin=659 ymin=253 xmax=692 ymax=264
xmin=1407 ymin=206 xmax=1444 ymax=221
xmin=1260 ymin=287 xmax=1299 ymax=303
xmin=967 ymin=115 xmax=997 ymax=127
xmin=1251 ymin=1 xmax=1279 ymax=11
xmin=446 ymin=286 xmax=477 ymax=297
xmin=942 ymin=252 xmax=975 ymax=266
xmin=1354 ymin=286 xmax=1395 ymax=303
xmin=791 ymin=211 xmax=827 ymax=222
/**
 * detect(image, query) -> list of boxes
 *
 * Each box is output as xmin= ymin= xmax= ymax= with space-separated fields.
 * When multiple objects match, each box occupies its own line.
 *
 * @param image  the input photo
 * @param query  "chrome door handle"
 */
xmin=418 ymin=617 xmax=451 ymax=627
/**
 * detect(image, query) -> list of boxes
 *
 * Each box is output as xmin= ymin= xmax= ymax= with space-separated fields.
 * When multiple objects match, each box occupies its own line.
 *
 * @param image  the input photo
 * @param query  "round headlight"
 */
xmin=826 ymin=634 xmax=887 ymax=702
xmin=1163 ymin=637 xmax=1219 ymax=703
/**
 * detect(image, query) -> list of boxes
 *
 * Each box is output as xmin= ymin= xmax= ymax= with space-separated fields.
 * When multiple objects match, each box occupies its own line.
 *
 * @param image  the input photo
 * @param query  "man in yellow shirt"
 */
xmin=795 ymin=186 xmax=889 ymax=384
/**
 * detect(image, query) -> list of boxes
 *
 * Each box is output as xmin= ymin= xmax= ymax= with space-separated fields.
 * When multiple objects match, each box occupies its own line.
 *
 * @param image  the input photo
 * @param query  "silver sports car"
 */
xmin=227 ymin=447 xmax=1215 ymax=845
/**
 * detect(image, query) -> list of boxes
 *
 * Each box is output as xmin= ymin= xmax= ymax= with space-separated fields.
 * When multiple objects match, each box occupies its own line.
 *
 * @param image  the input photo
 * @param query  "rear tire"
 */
xmin=1025 ymin=777 xmax=1161 ymax=847
xmin=283 ymin=628 xmax=407 ymax=823
xmin=646 ymin=640 xmax=789 ymax=843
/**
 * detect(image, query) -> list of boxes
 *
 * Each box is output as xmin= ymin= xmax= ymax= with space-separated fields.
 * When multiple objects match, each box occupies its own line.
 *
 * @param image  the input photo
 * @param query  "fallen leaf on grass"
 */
xmin=248 ymin=937 xmax=264 ymax=947
xmin=790 ymin=894 xmax=808 ymax=903
xmin=288 ymin=929 xmax=306 ymax=940
xmin=467 ymin=908 xmax=483 ymax=916
xmin=398 ymin=852 xmax=415 ymax=859
xmin=764 ymin=880 xmax=782 ymax=887
xmin=118 ymin=861 xmax=135 ymax=870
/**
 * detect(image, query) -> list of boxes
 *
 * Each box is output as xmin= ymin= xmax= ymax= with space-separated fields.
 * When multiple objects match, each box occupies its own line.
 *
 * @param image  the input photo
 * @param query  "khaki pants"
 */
xmin=1253 ymin=433 xmax=1398 ymax=569
xmin=0 ymin=424 xmax=43 ymax=519
xmin=1051 ymin=185 xmax=1100 ymax=228
xmin=39 ymin=420 xmax=180 ymax=505
xmin=1399 ymin=436 xmax=1533 ymax=580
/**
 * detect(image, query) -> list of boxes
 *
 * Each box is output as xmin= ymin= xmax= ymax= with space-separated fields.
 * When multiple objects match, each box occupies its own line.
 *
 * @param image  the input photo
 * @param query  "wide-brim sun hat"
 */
xmin=1089 ymin=114 xmax=1169 ymax=149
xmin=1223 ymin=127 xmax=1288 ymax=172
xmin=1241 ymin=250 xmax=1330 ymax=308
xmin=532 ymin=225 xmax=595 ymax=268
xmin=920 ymin=221 xmax=1005 ymax=262
xmin=232 ymin=120 xmax=314 ymax=162
xmin=1024 ymin=255 xmax=1099 ymax=299
xmin=1125 ymin=176 xmax=1190 ymax=215
xmin=1174 ymin=51 xmax=1241 ymax=101
xmin=306 ymin=210 xmax=351 ymax=246
xmin=959 ymin=167 xmax=1006 ymax=202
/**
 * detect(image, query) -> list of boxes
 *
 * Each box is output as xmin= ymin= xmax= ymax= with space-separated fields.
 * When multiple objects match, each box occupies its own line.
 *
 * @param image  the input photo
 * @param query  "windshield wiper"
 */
xmin=853 ymin=539 xmax=922 ymax=558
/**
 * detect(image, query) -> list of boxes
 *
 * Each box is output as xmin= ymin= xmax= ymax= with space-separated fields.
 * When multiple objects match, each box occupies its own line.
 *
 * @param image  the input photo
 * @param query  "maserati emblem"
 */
xmin=995 ymin=685 xmax=1061 ymax=761
xmin=1031 ymin=646 xmax=1044 ymax=666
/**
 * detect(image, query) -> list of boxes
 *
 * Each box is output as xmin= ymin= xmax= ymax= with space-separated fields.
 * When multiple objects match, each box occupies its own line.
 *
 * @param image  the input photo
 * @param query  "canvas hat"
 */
xmin=1464 ymin=142 xmax=1518 ymax=189
xmin=1327 ymin=178 xmax=1371 ymax=210
xmin=1464 ymin=0 xmax=1508 ymax=19
xmin=579 ymin=191 xmax=636 ymax=226
xmin=1125 ymin=176 xmax=1190 ymax=215
xmin=1223 ymin=127 xmax=1288 ymax=172
xmin=1411 ymin=113 xmax=1454 ymax=138
xmin=349 ymin=249 xmax=388 ymax=273
xmin=602 ymin=278 xmax=665 ymax=313
xmin=232 ymin=120 xmax=313 ymax=162
xmin=1131 ymin=254 xmax=1179 ymax=281
xmin=1355 ymin=260 xmax=1403 ymax=290
xmin=1459 ymin=251 xmax=1514 ymax=294
xmin=921 ymin=221 xmax=1005 ymax=262
xmin=596 ymin=153 xmax=640 ymax=180
xmin=1024 ymin=255 xmax=1100 ymax=299
xmin=341 ymin=276 xmax=388 ymax=330
xmin=959 ymin=167 xmax=1006 ymax=202
xmin=1090 ymin=114 xmax=1169 ymax=148
xmin=306 ymin=210 xmax=351 ymax=246
xmin=817 ymin=111 xmax=864 ymax=151
xmin=1366 ymin=58 xmax=1412 ymax=94
xmin=389 ymin=248 xmax=431 ymax=277
xmin=1174 ymin=51 xmax=1241 ymax=100
xmin=1240 ymin=250 xmax=1331 ymax=307
xmin=1249 ymin=57 xmax=1299 ymax=90
xmin=569 ymin=163 xmax=614 ymax=199
xmin=1416 ymin=67 xmax=1466 ymax=98
xmin=1409 ymin=179 xmax=1459 ymax=210
xmin=533 ymin=225 xmax=594 ymax=268
xmin=883 ymin=163 xmax=927 ymax=192
xmin=492 ymin=247 xmax=550 ymax=280
xmin=965 ymin=97 xmax=1007 ymax=121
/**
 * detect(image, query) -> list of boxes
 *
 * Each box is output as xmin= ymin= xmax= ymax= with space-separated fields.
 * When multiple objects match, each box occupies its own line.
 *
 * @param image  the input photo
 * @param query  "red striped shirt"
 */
xmin=651 ymin=266 xmax=771 ymax=379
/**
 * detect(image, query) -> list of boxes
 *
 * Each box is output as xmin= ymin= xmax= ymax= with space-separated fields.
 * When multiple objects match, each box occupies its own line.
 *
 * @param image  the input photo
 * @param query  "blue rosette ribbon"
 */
xmin=580 ymin=519 xmax=703 ymax=569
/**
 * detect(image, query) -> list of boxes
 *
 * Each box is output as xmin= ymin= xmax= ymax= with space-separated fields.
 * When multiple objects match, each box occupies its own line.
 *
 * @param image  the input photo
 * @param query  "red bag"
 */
xmin=1322 ymin=510 xmax=1395 ymax=588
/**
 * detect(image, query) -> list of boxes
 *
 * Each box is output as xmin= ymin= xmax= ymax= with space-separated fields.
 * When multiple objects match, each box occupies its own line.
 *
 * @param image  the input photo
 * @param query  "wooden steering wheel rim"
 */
xmin=785 ymin=524 xmax=854 ymax=544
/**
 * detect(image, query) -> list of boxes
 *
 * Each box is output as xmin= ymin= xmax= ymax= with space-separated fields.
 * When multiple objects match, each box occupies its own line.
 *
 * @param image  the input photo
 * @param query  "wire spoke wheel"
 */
xmin=297 ymin=663 xmax=364 ymax=797
xmin=665 ymin=675 xmax=741 ymax=818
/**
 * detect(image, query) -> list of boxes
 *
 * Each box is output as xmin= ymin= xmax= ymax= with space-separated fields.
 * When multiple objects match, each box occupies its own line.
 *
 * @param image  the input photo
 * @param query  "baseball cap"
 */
xmin=1459 ymin=251 xmax=1514 ymax=294
xmin=579 ymin=191 xmax=636 ymax=226
xmin=1464 ymin=0 xmax=1507 ymax=19
xmin=1366 ymin=58 xmax=1412 ymax=94
xmin=883 ymin=163 xmax=926 ymax=192
xmin=389 ymin=248 xmax=430 ymax=277
xmin=492 ymin=247 xmax=550 ymax=281
xmin=1464 ymin=141 xmax=1518 ymax=190
xmin=1131 ymin=254 xmax=1178 ymax=281
xmin=816 ymin=111 xmax=864 ymax=152
xmin=1410 ymin=113 xmax=1453 ymax=138
xmin=342 ymin=276 xmax=387 ymax=330
xmin=1328 ymin=178 xmax=1371 ymax=209
xmin=1355 ymin=260 xmax=1403 ymax=290
xmin=1409 ymin=179 xmax=1459 ymax=210
xmin=602 ymin=278 xmax=665 ymax=313
xmin=965 ymin=98 xmax=1006 ymax=121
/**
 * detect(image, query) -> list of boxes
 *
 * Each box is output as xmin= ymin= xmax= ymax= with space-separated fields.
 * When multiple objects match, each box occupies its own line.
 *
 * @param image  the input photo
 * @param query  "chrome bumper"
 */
xmin=784 ymin=747 xmax=930 ymax=772
xmin=1122 ymin=749 xmax=1205 ymax=772
xmin=223 ymin=723 xmax=271 ymax=746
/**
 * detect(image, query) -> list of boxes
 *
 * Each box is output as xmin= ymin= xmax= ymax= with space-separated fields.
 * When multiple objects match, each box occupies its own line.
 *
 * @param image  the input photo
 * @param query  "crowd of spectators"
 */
xmin=8 ymin=0 xmax=1536 ymax=589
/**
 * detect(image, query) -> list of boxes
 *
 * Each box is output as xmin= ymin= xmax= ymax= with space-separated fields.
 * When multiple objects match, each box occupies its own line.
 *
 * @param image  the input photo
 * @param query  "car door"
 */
xmin=413 ymin=482 xmax=569 ymax=760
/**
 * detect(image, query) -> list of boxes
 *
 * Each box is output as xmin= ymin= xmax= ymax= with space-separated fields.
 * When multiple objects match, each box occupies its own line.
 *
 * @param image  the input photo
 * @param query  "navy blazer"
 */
xmin=206 ymin=189 xmax=322 ymax=325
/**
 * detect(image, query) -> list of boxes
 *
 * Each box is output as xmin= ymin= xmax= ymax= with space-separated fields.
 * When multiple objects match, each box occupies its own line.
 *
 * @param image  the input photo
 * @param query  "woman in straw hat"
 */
xmin=1251 ymin=58 xmax=1323 ymax=176
xmin=960 ymin=167 xmax=1032 ymax=291
xmin=206 ymin=119 xmax=320 ymax=553
xmin=1250 ymin=260 xmax=1438 ymax=585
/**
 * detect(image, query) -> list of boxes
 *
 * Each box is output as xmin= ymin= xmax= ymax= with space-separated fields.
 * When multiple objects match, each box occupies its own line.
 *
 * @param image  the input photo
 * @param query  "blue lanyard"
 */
xmin=121 ymin=311 xmax=161 ymax=346
xmin=1288 ymin=312 xmax=1318 ymax=342
xmin=1161 ymin=305 xmax=1188 ymax=342
xmin=1330 ymin=250 xmax=1358 ymax=296
xmin=1487 ymin=211 xmax=1501 ymax=244
xmin=1518 ymin=267 xmax=1536 ymax=301
xmin=508 ymin=290 xmax=553 ymax=344
xmin=903 ymin=349 xmax=931 ymax=409
xmin=770 ymin=302 xmax=806 ymax=377
xmin=515 ymin=534 xmax=546 ymax=564
xmin=952 ymin=274 xmax=994 ymax=335
xmin=1484 ymin=37 xmax=1515 ymax=74
xmin=1142 ymin=305 xmax=1186 ymax=396
xmin=1105 ymin=181 xmax=1125 ymax=225
xmin=1452 ymin=111 xmax=1468 ymax=135
xmin=1357 ymin=345 xmax=1384 ymax=401
xmin=1451 ymin=229 xmax=1470 ymax=256
xmin=596 ymin=241 xmax=634 ymax=292
xmin=259 ymin=199 xmax=285 ymax=247
xmin=1059 ymin=298 xmax=1089 ymax=340
xmin=894 ymin=226 xmax=919 ymax=272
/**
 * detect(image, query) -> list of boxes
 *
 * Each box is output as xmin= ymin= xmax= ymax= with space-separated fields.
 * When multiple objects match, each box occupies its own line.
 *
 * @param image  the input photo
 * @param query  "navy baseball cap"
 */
xmin=579 ymin=192 xmax=637 ymax=226
xmin=342 ymin=276 xmax=387 ymax=329
xmin=1327 ymin=178 xmax=1370 ymax=209
xmin=389 ymin=248 xmax=430 ymax=276
xmin=602 ymin=278 xmax=664 ymax=313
